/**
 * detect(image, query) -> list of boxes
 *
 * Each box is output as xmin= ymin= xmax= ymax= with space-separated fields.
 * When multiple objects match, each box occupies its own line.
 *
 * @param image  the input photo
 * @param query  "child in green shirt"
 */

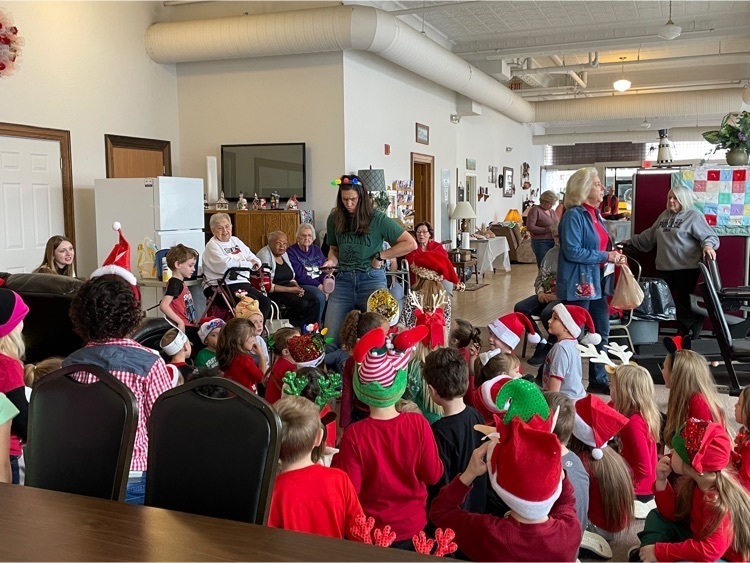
xmin=194 ymin=317 xmax=226 ymax=369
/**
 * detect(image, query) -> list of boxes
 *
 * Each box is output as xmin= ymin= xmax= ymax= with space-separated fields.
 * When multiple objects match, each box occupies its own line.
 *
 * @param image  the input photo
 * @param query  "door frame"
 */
xmin=105 ymin=134 xmax=172 ymax=178
xmin=0 ymin=122 xmax=76 ymax=250
xmin=410 ymin=152 xmax=435 ymax=227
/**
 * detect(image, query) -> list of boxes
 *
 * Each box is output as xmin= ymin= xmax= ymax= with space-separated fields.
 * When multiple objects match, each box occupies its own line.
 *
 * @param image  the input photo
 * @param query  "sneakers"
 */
xmin=627 ymin=545 xmax=642 ymax=562
xmin=586 ymin=381 xmax=610 ymax=395
xmin=528 ymin=342 xmax=552 ymax=366
xmin=579 ymin=530 xmax=612 ymax=560
xmin=634 ymin=498 xmax=656 ymax=519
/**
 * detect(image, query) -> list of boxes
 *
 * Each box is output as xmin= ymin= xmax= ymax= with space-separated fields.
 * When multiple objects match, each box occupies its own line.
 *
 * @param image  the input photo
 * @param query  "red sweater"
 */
xmin=653 ymin=482 xmax=740 ymax=562
xmin=222 ymin=353 xmax=263 ymax=393
xmin=732 ymin=429 xmax=750 ymax=491
xmin=268 ymin=464 xmax=363 ymax=539
xmin=688 ymin=392 xmax=716 ymax=422
xmin=619 ymin=412 xmax=657 ymax=495
xmin=332 ymin=412 xmax=443 ymax=540
xmin=430 ymin=475 xmax=580 ymax=562
xmin=265 ymin=357 xmax=296 ymax=404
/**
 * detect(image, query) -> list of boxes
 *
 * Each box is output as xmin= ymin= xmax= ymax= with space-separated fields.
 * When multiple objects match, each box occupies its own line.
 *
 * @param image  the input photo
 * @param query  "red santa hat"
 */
xmin=91 ymin=221 xmax=139 ymax=298
xmin=573 ymin=394 xmax=629 ymax=460
xmin=487 ymin=415 xmax=563 ymax=520
xmin=488 ymin=312 xmax=540 ymax=350
xmin=410 ymin=251 xmax=460 ymax=285
xmin=553 ymin=303 xmax=601 ymax=345
xmin=467 ymin=374 xmax=513 ymax=423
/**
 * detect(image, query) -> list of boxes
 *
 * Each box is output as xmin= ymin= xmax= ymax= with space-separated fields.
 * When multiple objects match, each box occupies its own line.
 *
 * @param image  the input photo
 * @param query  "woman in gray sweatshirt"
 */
xmin=627 ymin=185 xmax=718 ymax=339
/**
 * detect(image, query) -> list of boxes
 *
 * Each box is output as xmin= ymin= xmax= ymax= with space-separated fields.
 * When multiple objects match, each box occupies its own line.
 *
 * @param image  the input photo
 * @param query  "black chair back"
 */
xmin=145 ymin=377 xmax=281 ymax=524
xmin=707 ymin=258 xmax=723 ymax=292
xmin=700 ymin=262 xmax=733 ymax=348
xmin=25 ymin=364 xmax=138 ymax=501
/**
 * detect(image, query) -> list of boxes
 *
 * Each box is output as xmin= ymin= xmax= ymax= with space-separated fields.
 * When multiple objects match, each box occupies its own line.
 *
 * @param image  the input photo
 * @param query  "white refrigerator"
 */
xmin=94 ymin=177 xmax=206 ymax=315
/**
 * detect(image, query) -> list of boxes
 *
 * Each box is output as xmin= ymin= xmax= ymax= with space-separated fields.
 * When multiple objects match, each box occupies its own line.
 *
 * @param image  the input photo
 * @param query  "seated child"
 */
xmin=429 ymin=411 xmax=580 ymax=561
xmin=158 ymin=244 xmax=199 ymax=333
xmin=194 ymin=317 xmax=225 ymax=369
xmin=733 ymin=386 xmax=750 ymax=490
xmin=634 ymin=419 xmax=750 ymax=563
xmin=338 ymin=310 xmax=389 ymax=428
xmin=570 ymin=393 xmax=634 ymax=540
xmin=332 ymin=325 xmax=443 ymax=549
xmin=423 ymin=347 xmax=487 ymax=514
xmin=268 ymin=395 xmax=363 ymax=539
xmin=216 ymin=318 xmax=265 ymax=393
xmin=160 ymin=328 xmax=193 ymax=385
xmin=466 ymin=351 xmax=519 ymax=423
xmin=543 ymin=304 xmax=601 ymax=400
xmin=236 ymin=298 xmax=269 ymax=369
xmin=24 ymin=356 xmax=64 ymax=392
xmin=265 ymin=327 xmax=301 ymax=404
xmin=609 ymin=364 xmax=660 ymax=518
xmin=487 ymin=312 xmax=541 ymax=355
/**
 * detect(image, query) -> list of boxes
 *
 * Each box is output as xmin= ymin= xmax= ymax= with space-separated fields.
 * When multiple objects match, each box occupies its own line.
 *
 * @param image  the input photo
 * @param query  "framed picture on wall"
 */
xmin=466 ymin=158 xmax=476 ymax=171
xmin=416 ymin=123 xmax=430 ymax=145
xmin=503 ymin=166 xmax=514 ymax=197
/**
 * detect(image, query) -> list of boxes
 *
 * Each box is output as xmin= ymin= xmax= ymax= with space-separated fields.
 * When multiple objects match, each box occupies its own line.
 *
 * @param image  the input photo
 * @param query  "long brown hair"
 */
xmin=216 ymin=318 xmax=254 ymax=370
xmin=569 ymin=435 xmax=635 ymax=532
xmin=333 ymin=175 xmax=374 ymax=235
xmin=611 ymin=364 xmax=661 ymax=442
xmin=664 ymin=350 xmax=727 ymax=446
xmin=34 ymin=235 xmax=75 ymax=277
xmin=339 ymin=310 xmax=387 ymax=352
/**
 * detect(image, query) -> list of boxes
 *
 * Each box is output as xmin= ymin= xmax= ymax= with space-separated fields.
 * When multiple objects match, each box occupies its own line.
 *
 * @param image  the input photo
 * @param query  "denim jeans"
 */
xmin=301 ymin=284 xmax=327 ymax=325
xmin=531 ymin=239 xmax=555 ymax=268
xmin=514 ymin=295 xmax=559 ymax=334
xmin=564 ymin=295 xmax=610 ymax=386
xmin=325 ymin=269 xmax=387 ymax=349
xmin=125 ymin=473 xmax=147 ymax=505
xmin=10 ymin=455 xmax=19 ymax=485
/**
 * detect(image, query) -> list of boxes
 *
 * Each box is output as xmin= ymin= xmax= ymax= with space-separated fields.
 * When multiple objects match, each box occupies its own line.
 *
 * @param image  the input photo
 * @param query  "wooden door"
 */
xmin=105 ymin=135 xmax=171 ymax=178
xmin=411 ymin=153 xmax=435 ymax=228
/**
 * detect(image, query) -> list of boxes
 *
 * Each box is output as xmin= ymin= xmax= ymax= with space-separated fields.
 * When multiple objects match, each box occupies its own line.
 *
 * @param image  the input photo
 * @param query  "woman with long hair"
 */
xmin=322 ymin=175 xmax=416 ymax=348
xmin=34 ymin=235 xmax=76 ymax=276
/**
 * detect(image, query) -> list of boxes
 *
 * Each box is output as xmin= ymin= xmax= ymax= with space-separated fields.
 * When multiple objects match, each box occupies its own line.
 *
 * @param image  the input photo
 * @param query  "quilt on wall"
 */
xmin=672 ymin=167 xmax=750 ymax=235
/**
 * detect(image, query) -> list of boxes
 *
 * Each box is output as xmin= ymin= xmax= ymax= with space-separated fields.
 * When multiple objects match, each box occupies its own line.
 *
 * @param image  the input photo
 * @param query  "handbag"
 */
xmin=265 ymin=300 xmax=292 ymax=334
xmin=250 ymin=268 xmax=273 ymax=293
xmin=610 ymin=264 xmax=644 ymax=310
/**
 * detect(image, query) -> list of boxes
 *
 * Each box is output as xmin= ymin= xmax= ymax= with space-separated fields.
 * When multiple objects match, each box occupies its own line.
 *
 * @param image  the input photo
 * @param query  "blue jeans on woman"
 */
xmin=531 ymin=238 xmax=555 ymax=268
xmin=324 ymin=269 xmax=387 ymax=349
xmin=564 ymin=295 xmax=610 ymax=386
xmin=301 ymin=284 xmax=327 ymax=325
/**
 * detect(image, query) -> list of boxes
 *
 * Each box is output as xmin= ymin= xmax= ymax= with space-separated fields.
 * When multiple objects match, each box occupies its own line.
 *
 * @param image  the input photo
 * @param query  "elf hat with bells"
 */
xmin=352 ymin=325 xmax=428 ymax=408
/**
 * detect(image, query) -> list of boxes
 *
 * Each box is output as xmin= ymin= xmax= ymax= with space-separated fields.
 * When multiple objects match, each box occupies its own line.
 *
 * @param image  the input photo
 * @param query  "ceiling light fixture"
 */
xmin=640 ymin=118 xmax=652 ymax=130
xmin=613 ymin=57 xmax=631 ymax=92
xmin=658 ymin=1 xmax=682 ymax=40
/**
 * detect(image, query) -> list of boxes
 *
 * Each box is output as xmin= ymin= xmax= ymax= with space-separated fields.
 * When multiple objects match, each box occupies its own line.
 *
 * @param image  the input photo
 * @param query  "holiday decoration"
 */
xmin=287 ymin=327 xmax=332 ymax=368
xmin=367 ymin=289 xmax=400 ymax=326
xmin=413 ymin=529 xmax=458 ymax=557
xmin=672 ymin=418 xmax=731 ymax=473
xmin=286 ymin=194 xmax=299 ymax=210
xmin=349 ymin=514 xmax=396 ymax=547
xmin=282 ymin=370 xmax=342 ymax=409
xmin=0 ymin=10 xmax=24 ymax=78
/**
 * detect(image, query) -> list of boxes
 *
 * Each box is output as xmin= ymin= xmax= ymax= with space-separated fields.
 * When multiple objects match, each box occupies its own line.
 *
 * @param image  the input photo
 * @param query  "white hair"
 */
xmin=296 ymin=223 xmax=316 ymax=240
xmin=564 ymin=168 xmax=600 ymax=208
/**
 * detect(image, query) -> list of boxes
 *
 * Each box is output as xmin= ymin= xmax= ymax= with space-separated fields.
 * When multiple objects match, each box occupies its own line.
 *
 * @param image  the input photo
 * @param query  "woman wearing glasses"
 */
xmin=286 ymin=223 xmax=328 ymax=324
xmin=557 ymin=167 xmax=625 ymax=395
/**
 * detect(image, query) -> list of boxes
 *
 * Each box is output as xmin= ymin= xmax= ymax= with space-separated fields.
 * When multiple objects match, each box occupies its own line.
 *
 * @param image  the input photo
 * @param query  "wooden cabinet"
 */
xmin=205 ymin=210 xmax=300 ymax=252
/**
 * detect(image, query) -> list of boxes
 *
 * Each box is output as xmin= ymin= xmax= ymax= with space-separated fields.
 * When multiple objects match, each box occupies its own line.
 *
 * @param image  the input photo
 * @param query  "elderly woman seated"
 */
xmin=285 ymin=223 xmax=327 ymax=324
xmin=201 ymin=212 xmax=272 ymax=319
xmin=257 ymin=231 xmax=320 ymax=329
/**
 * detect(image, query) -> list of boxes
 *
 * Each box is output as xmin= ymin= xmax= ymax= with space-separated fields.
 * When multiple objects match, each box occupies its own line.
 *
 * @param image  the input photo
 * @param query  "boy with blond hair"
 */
xmin=159 ymin=244 xmax=199 ymax=333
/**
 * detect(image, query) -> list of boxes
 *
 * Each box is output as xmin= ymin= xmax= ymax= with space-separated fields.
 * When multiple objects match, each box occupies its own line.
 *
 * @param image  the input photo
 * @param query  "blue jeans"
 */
xmin=125 ymin=473 xmax=147 ymax=505
xmin=301 ymin=284 xmax=327 ymax=325
xmin=325 ymin=269 xmax=387 ymax=349
xmin=564 ymin=295 xmax=610 ymax=386
xmin=10 ymin=455 xmax=19 ymax=485
xmin=531 ymin=239 xmax=555 ymax=268
xmin=514 ymin=295 xmax=559 ymax=333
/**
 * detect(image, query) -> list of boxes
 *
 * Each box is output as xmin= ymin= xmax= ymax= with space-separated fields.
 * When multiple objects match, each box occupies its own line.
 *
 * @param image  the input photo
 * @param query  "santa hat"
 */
xmin=198 ymin=317 xmax=226 ymax=344
xmin=573 ymin=394 xmax=629 ymax=460
xmin=160 ymin=329 xmax=189 ymax=356
xmin=0 ymin=288 xmax=29 ymax=338
xmin=553 ymin=303 xmax=601 ymax=345
xmin=410 ymin=251 xmax=460 ymax=285
xmin=91 ymin=221 xmax=139 ymax=298
xmin=488 ymin=312 xmax=540 ymax=350
xmin=353 ymin=325 xmax=427 ymax=408
xmin=672 ymin=418 xmax=731 ymax=473
xmin=469 ymin=374 xmax=513 ymax=422
xmin=487 ymin=415 xmax=563 ymax=520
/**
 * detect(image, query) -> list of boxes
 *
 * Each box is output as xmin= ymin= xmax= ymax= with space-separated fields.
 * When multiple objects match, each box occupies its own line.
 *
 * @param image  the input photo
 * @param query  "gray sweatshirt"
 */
xmin=629 ymin=208 xmax=719 ymax=271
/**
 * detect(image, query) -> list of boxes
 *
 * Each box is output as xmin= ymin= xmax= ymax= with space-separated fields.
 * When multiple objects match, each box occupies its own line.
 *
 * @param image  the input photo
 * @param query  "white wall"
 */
xmin=0 ymin=2 xmax=180 ymax=276
xmin=175 ymin=52 xmax=345 ymax=235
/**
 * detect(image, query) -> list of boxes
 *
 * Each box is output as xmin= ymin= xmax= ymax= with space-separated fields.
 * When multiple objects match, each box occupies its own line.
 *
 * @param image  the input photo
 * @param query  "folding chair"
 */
xmin=609 ymin=256 xmax=642 ymax=353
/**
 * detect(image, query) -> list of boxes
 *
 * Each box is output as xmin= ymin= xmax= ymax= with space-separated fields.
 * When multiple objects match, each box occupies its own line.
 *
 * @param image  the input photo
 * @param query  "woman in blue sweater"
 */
xmin=557 ymin=168 xmax=625 ymax=394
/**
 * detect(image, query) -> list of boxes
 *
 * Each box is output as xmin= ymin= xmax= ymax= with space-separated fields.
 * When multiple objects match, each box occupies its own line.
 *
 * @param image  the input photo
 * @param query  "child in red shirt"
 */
xmin=216 ymin=318 xmax=265 ymax=393
xmin=332 ymin=326 xmax=443 ymax=547
xmin=733 ymin=387 xmax=750 ymax=490
xmin=268 ymin=395 xmax=362 ymax=539
xmin=449 ymin=318 xmax=481 ymax=392
xmin=265 ymin=327 xmax=300 ymax=404
xmin=158 ymin=244 xmax=199 ymax=333
xmin=282 ymin=366 xmax=339 ymax=451
xmin=636 ymin=419 xmax=750 ymax=563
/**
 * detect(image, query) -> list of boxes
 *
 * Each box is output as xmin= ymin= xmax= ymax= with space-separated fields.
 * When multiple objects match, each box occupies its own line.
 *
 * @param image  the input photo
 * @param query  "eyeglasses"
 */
xmin=416 ymin=230 xmax=430 ymax=235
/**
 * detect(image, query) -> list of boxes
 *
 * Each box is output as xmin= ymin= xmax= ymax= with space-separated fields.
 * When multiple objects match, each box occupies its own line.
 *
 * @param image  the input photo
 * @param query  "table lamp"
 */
xmin=451 ymin=201 xmax=476 ymax=250
xmin=504 ymin=208 xmax=522 ymax=224
xmin=357 ymin=166 xmax=386 ymax=193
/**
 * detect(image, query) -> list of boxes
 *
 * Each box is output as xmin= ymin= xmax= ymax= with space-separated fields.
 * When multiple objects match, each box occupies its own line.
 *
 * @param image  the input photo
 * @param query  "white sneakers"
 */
xmin=634 ymin=498 xmax=657 ymax=519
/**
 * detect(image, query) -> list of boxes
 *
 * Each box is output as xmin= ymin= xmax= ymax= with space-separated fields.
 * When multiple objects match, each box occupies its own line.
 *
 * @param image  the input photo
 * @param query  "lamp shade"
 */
xmin=504 ymin=208 xmax=522 ymax=223
xmin=450 ymin=201 xmax=476 ymax=220
xmin=613 ymin=78 xmax=631 ymax=92
xmin=357 ymin=167 xmax=386 ymax=192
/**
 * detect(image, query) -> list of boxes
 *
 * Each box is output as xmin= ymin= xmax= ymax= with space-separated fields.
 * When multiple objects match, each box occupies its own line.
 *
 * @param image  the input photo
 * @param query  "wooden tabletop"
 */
xmin=0 ymin=483 xmax=435 ymax=561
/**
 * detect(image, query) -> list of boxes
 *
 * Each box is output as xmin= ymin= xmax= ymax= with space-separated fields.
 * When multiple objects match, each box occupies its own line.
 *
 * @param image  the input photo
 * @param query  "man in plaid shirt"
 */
xmin=64 ymin=275 xmax=174 ymax=504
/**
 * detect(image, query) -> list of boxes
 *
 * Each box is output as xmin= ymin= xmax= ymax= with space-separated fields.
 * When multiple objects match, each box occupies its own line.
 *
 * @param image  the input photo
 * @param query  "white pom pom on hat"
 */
xmin=592 ymin=448 xmax=604 ymax=460
xmin=112 ymin=221 xmax=121 ymax=231
xmin=581 ymin=332 xmax=602 ymax=346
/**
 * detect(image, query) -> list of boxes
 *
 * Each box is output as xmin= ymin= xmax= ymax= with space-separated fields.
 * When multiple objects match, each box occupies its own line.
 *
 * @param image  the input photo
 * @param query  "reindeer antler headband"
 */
xmin=575 ymin=342 xmax=635 ymax=374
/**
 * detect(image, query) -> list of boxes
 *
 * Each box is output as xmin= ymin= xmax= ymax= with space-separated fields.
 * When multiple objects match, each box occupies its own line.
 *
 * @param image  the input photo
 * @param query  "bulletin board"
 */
xmin=671 ymin=167 xmax=750 ymax=235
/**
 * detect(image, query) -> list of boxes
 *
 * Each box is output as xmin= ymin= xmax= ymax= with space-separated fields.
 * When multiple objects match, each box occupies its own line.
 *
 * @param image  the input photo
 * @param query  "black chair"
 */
xmin=690 ymin=259 xmax=750 ymax=339
xmin=25 ymin=364 xmax=138 ymax=500
xmin=698 ymin=262 xmax=750 ymax=395
xmin=145 ymin=377 xmax=281 ymax=524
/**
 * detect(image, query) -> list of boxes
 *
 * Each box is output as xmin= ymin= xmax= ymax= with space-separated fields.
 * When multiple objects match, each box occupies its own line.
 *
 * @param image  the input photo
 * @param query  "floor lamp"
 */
xmin=451 ymin=201 xmax=476 ymax=250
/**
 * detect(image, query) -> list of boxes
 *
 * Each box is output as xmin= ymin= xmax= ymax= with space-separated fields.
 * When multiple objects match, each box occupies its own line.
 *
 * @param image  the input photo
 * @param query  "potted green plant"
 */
xmin=702 ymin=111 xmax=750 ymax=166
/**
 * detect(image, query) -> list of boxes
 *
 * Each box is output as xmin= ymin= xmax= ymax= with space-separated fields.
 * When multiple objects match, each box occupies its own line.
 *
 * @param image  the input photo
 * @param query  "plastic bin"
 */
xmin=628 ymin=320 xmax=659 ymax=345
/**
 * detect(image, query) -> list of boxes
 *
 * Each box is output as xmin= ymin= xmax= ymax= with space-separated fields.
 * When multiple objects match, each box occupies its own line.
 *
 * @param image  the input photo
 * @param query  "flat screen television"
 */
xmin=221 ymin=142 xmax=306 ymax=202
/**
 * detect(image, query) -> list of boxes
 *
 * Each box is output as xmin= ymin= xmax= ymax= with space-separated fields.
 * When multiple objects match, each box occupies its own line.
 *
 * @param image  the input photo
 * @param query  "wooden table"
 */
xmin=0 ymin=483 xmax=435 ymax=561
